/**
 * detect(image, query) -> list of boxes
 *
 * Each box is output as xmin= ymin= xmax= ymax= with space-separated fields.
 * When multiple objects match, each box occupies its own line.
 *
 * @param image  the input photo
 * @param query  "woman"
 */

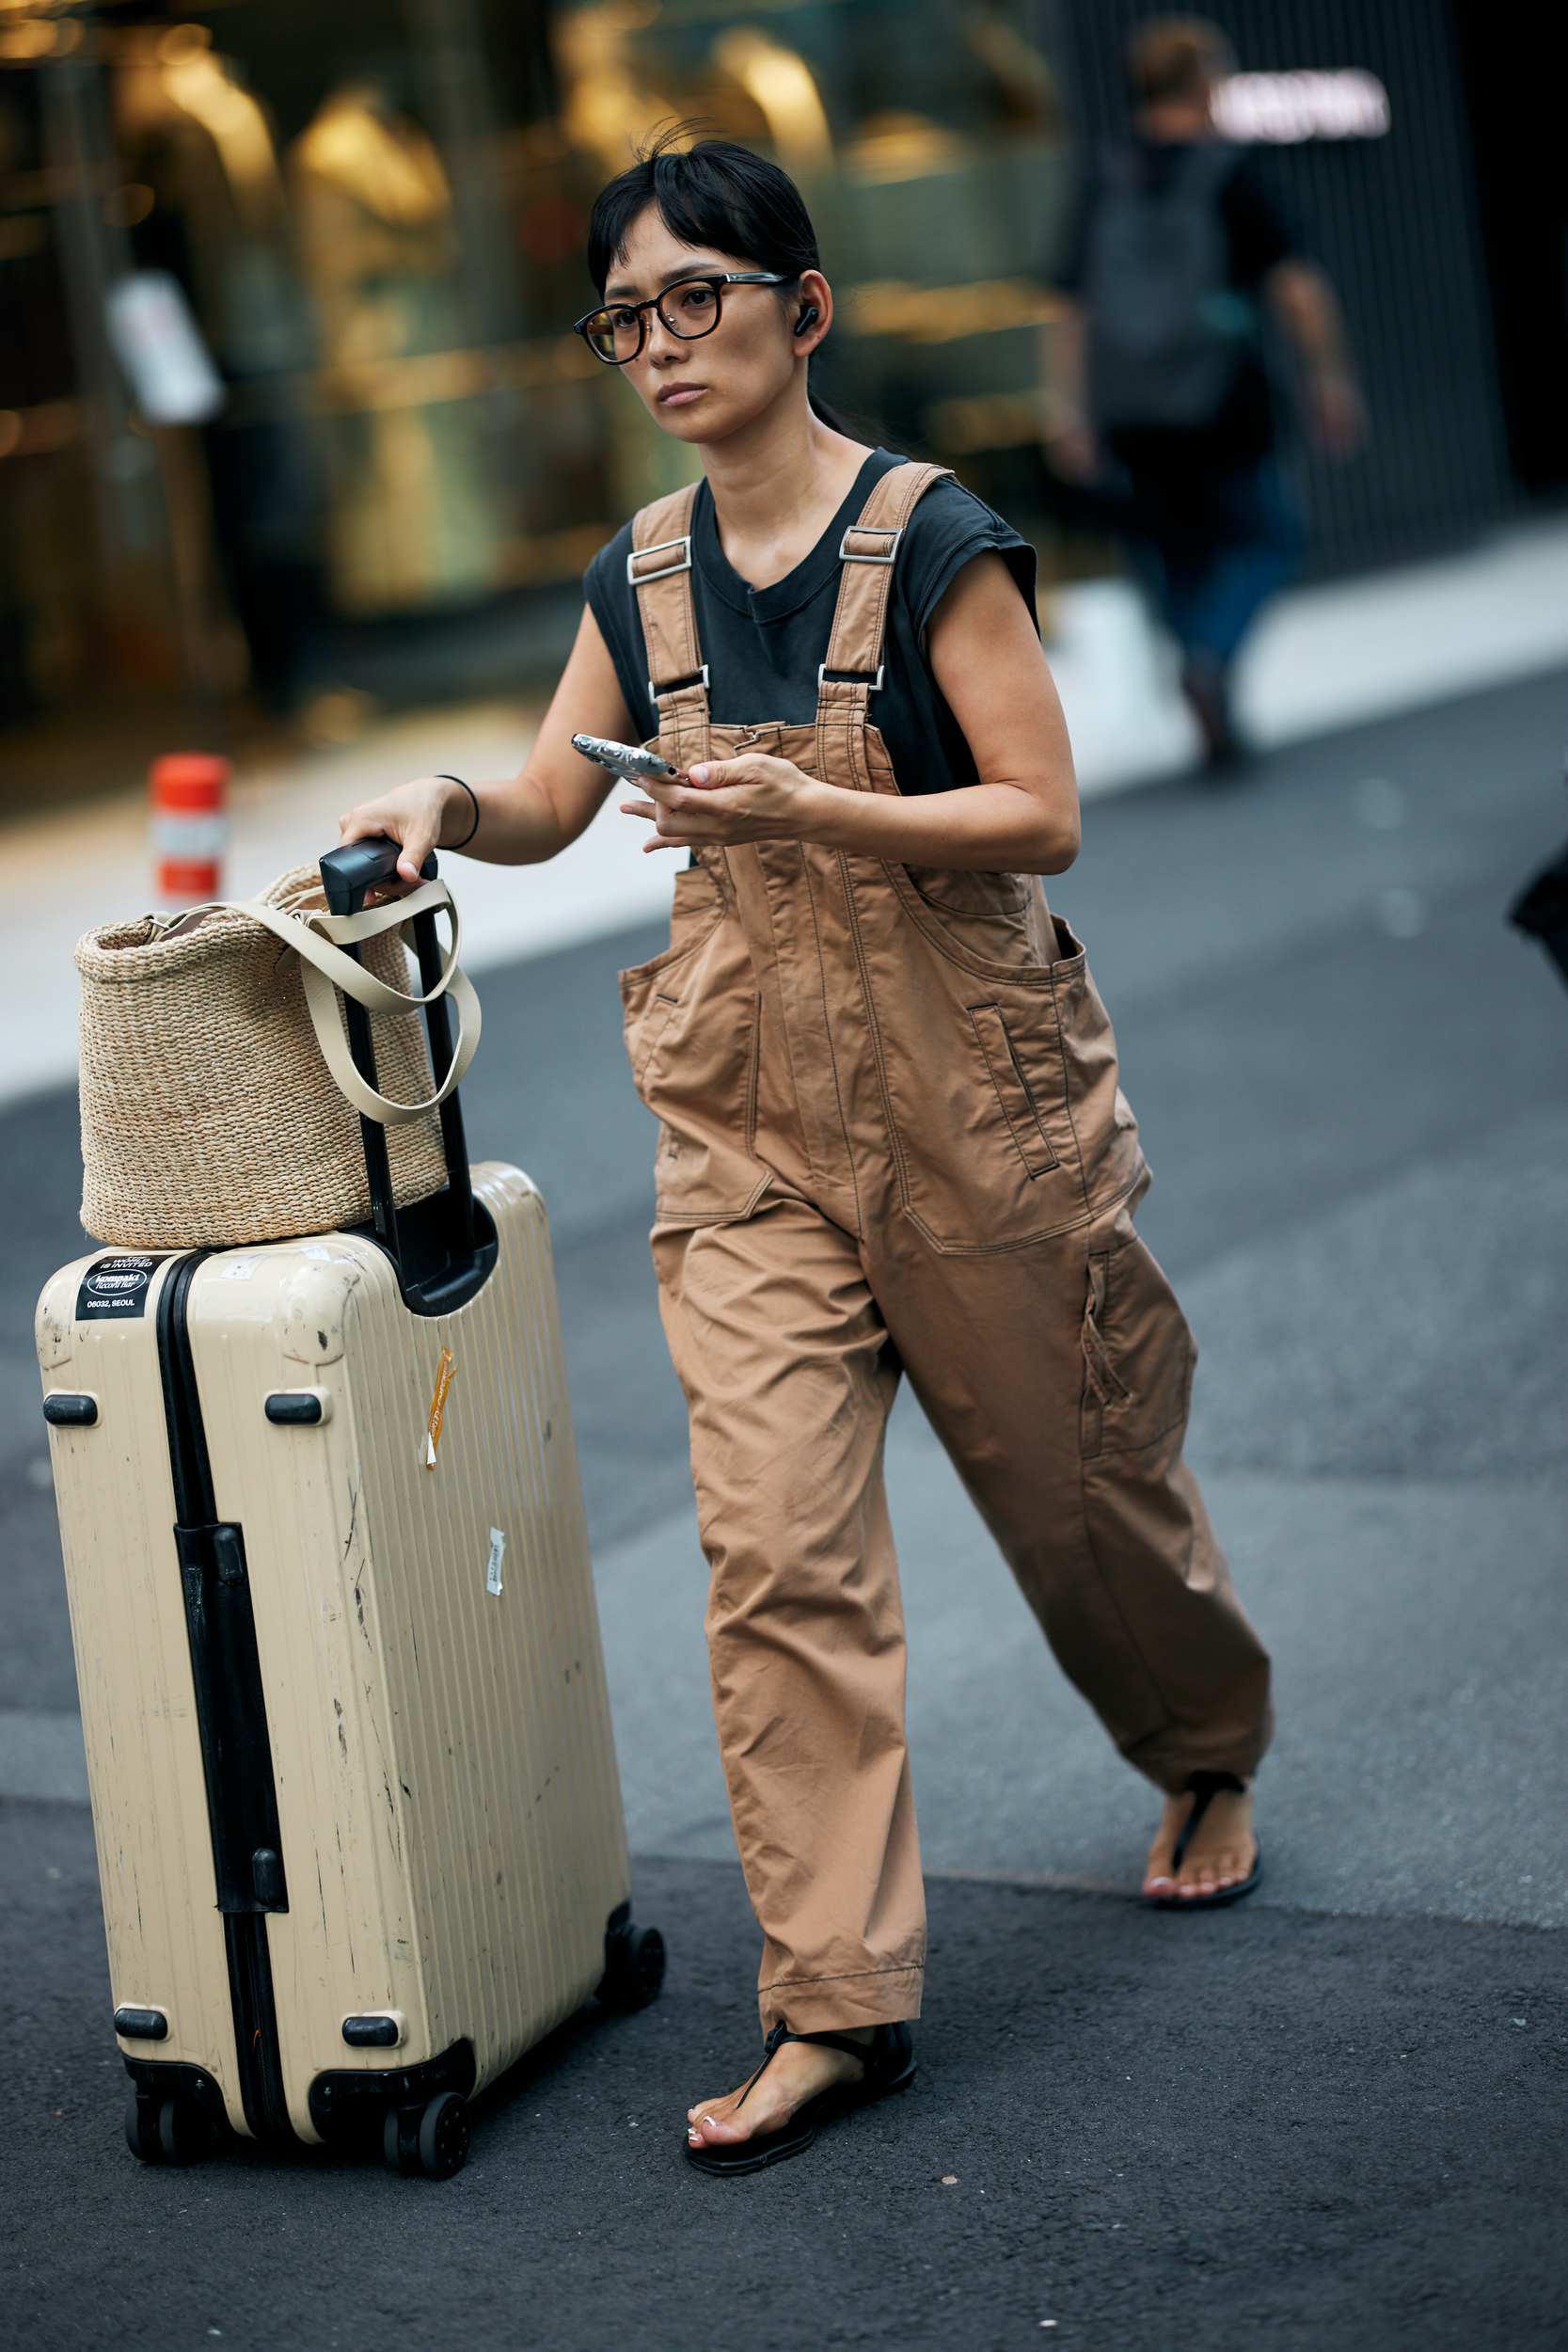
xmin=340 ymin=134 xmax=1272 ymax=2176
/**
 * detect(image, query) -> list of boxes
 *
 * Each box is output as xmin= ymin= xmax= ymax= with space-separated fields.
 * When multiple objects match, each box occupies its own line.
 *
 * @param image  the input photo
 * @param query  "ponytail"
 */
xmin=807 ymin=381 xmax=855 ymax=437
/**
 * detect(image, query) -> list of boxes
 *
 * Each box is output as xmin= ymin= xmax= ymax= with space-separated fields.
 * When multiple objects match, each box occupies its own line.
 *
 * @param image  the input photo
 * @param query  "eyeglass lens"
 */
xmin=585 ymin=278 xmax=723 ymax=362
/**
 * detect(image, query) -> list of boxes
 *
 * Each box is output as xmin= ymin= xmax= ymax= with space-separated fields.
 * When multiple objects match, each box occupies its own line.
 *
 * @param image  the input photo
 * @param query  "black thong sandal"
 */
xmin=1145 ymin=1770 xmax=1262 ymax=1910
xmin=683 ymin=2019 xmax=916 ymax=2177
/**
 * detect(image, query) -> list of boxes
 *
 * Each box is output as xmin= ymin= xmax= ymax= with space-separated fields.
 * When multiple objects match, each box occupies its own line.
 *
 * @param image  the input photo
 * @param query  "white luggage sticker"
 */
xmin=486 ymin=1528 xmax=505 ymax=1597
xmin=424 ymin=1347 xmax=456 ymax=1470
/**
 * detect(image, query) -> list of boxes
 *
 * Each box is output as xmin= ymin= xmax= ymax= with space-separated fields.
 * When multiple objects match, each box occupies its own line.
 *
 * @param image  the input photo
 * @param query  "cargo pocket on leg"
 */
xmin=1080 ymin=1240 xmax=1195 ymax=1461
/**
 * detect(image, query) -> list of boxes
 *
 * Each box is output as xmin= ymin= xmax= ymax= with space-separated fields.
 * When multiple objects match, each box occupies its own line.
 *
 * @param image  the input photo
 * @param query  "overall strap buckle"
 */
xmin=627 ymin=534 xmax=692 ymax=586
xmin=816 ymin=479 xmax=942 ymax=715
xmin=650 ymin=664 xmax=710 ymax=704
xmin=837 ymin=524 xmax=903 ymax=566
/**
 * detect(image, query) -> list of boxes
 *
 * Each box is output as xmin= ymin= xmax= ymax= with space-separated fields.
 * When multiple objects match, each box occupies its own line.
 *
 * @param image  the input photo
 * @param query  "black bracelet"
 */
xmin=436 ymin=774 xmax=480 ymax=851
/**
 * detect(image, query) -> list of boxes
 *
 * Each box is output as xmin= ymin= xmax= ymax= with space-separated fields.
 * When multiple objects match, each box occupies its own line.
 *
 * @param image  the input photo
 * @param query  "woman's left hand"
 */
xmin=620 ymin=754 xmax=829 ymax=852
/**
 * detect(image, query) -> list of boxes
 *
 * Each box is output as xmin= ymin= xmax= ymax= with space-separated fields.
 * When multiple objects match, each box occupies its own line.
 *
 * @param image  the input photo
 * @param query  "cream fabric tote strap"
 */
xmin=162 ymin=879 xmax=481 ymax=1126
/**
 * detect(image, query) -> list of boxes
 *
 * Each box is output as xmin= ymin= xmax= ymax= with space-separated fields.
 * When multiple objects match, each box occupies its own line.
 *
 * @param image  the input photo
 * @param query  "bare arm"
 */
xmin=337 ymin=603 xmax=639 ymax=884
xmin=621 ymin=551 xmax=1081 ymax=875
xmin=1037 ymin=296 xmax=1103 ymax=483
xmin=1265 ymin=259 xmax=1367 ymax=457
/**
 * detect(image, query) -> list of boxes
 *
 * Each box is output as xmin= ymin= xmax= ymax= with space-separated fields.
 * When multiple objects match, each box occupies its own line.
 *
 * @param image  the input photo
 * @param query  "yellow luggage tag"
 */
xmin=424 ymin=1347 xmax=456 ymax=1470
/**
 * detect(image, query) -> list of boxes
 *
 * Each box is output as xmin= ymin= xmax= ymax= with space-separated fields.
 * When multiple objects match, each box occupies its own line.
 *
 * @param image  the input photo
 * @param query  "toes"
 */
xmin=1174 ymin=1843 xmax=1254 ymax=1894
xmin=1164 ymin=1788 xmax=1256 ymax=1897
xmin=1145 ymin=1796 xmax=1196 ymax=1894
xmin=685 ymin=2086 xmax=755 ymax=2147
xmin=689 ymin=2110 xmax=746 ymax=2147
xmin=1143 ymin=1836 xmax=1180 ymax=1898
xmin=1143 ymin=1837 xmax=1179 ymax=1897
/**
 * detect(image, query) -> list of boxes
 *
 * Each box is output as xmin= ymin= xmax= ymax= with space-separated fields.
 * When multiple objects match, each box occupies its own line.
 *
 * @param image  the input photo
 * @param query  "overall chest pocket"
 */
xmin=968 ymin=1003 xmax=1061 ymax=1179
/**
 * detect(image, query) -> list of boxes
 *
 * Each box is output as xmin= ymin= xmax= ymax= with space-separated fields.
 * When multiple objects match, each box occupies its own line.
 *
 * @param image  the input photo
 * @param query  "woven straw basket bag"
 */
xmin=76 ymin=863 xmax=479 ymax=1250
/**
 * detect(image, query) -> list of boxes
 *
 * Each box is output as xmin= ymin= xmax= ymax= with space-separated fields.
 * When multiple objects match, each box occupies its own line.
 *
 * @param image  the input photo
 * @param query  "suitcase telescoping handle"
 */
xmin=318 ymin=836 xmax=477 ymax=1272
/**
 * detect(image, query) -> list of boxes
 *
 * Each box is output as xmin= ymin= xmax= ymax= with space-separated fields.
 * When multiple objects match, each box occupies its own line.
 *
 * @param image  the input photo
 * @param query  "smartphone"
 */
xmin=572 ymin=732 xmax=680 ymax=785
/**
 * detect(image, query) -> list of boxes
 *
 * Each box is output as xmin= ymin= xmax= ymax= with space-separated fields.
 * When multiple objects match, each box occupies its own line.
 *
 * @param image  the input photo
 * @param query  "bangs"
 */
xmin=587 ymin=130 xmax=819 ymax=294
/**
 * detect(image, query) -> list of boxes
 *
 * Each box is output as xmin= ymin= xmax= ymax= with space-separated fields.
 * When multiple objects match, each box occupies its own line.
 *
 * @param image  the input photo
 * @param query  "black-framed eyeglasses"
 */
xmin=573 ymin=273 xmax=790 ymax=366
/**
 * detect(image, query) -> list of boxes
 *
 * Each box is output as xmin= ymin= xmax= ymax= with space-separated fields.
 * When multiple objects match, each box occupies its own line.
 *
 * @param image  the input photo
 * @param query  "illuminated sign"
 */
xmin=1212 ymin=72 xmax=1391 ymax=143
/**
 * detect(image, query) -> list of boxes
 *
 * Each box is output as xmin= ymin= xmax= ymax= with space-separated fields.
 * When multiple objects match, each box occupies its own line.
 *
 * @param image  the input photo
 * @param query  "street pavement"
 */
xmin=2 ymin=663 xmax=1567 ymax=2346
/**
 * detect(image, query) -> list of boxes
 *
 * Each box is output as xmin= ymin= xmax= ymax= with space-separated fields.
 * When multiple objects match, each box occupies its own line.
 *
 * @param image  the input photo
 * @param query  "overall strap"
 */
xmin=815 ymin=461 xmax=954 ymax=769
xmin=628 ymin=481 xmax=708 ymax=768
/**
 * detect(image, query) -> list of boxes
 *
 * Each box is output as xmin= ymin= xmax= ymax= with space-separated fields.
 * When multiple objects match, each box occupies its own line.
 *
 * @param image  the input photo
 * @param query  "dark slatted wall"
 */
xmin=1054 ymin=0 xmax=1513 ymax=574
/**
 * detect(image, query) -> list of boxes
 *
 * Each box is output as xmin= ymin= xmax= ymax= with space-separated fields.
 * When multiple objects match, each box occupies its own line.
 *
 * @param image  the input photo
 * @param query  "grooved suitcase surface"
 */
xmin=39 ymin=1163 xmax=630 ymax=2145
xmin=36 ymin=1263 xmax=244 ymax=2118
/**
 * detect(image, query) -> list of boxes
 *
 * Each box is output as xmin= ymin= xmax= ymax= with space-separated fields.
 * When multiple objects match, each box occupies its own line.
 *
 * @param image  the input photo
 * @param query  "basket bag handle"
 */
xmin=159 ymin=839 xmax=483 ymax=1279
xmin=241 ymin=877 xmax=481 ymax=1125
xmin=318 ymin=838 xmax=482 ymax=1273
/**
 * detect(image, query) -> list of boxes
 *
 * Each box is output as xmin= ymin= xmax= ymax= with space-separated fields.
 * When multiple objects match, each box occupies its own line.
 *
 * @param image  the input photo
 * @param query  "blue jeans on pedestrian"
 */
xmin=1123 ymin=457 xmax=1304 ymax=671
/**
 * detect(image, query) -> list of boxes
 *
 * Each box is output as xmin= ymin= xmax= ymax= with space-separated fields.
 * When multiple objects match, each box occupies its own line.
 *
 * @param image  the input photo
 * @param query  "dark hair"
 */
xmin=586 ymin=127 xmax=856 ymax=436
xmin=1123 ymin=16 xmax=1235 ymax=105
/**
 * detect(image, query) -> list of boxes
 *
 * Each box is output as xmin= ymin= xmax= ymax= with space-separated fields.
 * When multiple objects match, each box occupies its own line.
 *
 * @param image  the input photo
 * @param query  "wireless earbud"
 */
xmin=796 ymin=304 xmax=820 ymax=334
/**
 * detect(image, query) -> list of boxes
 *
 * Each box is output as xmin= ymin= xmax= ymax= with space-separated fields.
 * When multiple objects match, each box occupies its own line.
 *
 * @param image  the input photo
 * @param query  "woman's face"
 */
xmin=605 ymin=203 xmax=827 ymax=446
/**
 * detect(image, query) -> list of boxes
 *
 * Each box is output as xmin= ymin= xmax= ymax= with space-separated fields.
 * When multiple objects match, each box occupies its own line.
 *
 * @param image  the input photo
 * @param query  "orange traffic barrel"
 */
xmin=150 ymin=752 xmax=230 ymax=902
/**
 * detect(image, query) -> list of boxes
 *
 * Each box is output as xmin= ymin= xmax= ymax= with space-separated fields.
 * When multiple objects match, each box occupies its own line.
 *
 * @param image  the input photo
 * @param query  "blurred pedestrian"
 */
xmin=341 ymin=134 xmax=1272 ymax=2179
xmin=1509 ymin=735 xmax=1568 ymax=990
xmin=1042 ymin=15 xmax=1366 ymax=766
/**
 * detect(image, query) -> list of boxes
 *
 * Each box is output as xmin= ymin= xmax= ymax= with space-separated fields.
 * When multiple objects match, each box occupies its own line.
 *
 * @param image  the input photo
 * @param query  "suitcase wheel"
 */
xmin=125 ymin=2086 xmax=209 ymax=2167
xmin=384 ymin=2090 xmax=470 ymax=2182
xmin=597 ymin=1920 xmax=667 ymax=2013
xmin=124 ymin=2087 xmax=160 ymax=2164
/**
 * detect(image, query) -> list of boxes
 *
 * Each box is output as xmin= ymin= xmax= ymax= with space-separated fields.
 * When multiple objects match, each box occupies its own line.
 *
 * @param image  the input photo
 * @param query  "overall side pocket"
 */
xmin=968 ymin=1002 xmax=1060 ymax=1181
xmin=619 ymin=864 xmax=726 ymax=1100
xmin=622 ymin=881 xmax=768 ymax=1226
xmin=1080 ymin=1232 xmax=1196 ymax=1461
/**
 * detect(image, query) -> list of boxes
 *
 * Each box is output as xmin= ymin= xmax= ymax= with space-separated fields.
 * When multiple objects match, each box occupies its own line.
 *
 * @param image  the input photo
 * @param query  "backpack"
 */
xmin=1082 ymin=142 xmax=1259 ymax=433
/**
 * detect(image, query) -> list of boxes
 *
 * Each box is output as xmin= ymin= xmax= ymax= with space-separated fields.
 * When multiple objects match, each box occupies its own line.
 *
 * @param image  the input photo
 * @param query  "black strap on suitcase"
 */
xmin=319 ymin=838 xmax=497 ymax=1315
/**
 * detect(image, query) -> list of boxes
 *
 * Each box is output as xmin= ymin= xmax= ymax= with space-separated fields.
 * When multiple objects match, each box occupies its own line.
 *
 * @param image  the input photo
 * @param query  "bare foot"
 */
xmin=1143 ymin=1781 xmax=1256 ymax=1900
xmin=687 ymin=2028 xmax=872 ymax=2151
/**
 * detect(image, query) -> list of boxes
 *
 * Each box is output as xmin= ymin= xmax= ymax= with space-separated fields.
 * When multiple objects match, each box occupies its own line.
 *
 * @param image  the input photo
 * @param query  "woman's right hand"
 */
xmin=337 ymin=774 xmax=466 ymax=889
xmin=330 ymin=604 xmax=641 ymax=880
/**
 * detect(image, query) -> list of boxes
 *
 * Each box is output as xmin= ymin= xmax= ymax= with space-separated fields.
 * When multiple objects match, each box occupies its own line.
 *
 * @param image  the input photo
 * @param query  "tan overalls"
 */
xmin=618 ymin=461 xmax=1273 ymax=2035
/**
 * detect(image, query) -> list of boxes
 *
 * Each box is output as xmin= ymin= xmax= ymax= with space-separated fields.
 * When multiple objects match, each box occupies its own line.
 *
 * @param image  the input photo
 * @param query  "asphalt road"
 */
xmin=8 ymin=1812 xmax=1565 ymax=2352
xmin=3 ymin=664 xmax=1567 ymax=2346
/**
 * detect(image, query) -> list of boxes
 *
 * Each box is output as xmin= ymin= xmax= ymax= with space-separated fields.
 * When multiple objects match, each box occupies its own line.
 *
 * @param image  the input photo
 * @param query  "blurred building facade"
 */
xmin=0 ymin=0 xmax=1561 ymax=805
xmin=1062 ymin=0 xmax=1551 ymax=574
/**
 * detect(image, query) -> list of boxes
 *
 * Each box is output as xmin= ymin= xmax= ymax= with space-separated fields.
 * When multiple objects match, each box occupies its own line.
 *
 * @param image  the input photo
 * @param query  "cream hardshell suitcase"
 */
xmin=37 ymin=841 xmax=661 ymax=2180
